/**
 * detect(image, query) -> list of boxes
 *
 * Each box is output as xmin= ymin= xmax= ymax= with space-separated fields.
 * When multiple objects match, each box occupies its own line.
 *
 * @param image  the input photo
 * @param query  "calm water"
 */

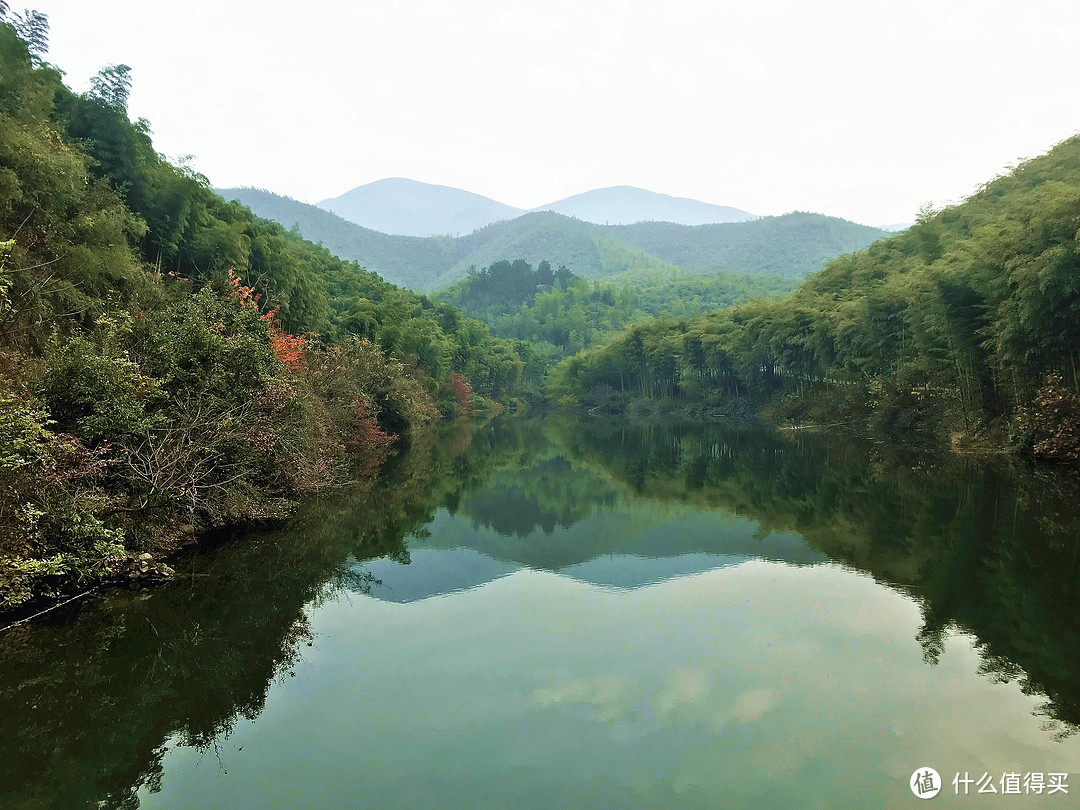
xmin=3 ymin=417 xmax=1080 ymax=808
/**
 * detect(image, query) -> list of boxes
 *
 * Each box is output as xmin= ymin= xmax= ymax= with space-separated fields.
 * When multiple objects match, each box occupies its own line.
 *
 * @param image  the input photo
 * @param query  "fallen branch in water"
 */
xmin=0 ymin=586 xmax=99 ymax=634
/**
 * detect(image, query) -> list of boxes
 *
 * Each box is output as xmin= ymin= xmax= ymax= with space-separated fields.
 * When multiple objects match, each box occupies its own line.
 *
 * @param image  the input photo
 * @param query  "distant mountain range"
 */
xmin=219 ymin=186 xmax=891 ymax=290
xmin=317 ymin=178 xmax=522 ymax=238
xmin=314 ymin=178 xmax=755 ymax=236
xmin=535 ymin=185 xmax=755 ymax=227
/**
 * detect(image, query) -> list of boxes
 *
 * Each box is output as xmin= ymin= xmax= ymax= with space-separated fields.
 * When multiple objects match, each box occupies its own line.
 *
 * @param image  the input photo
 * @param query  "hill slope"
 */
xmin=535 ymin=185 xmax=755 ymax=225
xmin=605 ymin=214 xmax=892 ymax=278
xmin=218 ymin=188 xmax=462 ymax=288
xmin=550 ymin=134 xmax=1080 ymax=457
xmin=317 ymin=178 xmax=524 ymax=237
xmin=224 ymin=188 xmax=889 ymax=291
xmin=220 ymin=189 xmax=679 ymax=287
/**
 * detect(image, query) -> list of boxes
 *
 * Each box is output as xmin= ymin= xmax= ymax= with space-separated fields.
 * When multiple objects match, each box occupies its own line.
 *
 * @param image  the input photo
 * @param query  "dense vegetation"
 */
xmin=224 ymin=187 xmax=887 ymax=290
xmin=0 ymin=12 xmax=534 ymax=607
xmin=551 ymin=139 xmax=1080 ymax=459
xmin=606 ymin=213 xmax=891 ymax=278
xmin=436 ymin=258 xmax=797 ymax=360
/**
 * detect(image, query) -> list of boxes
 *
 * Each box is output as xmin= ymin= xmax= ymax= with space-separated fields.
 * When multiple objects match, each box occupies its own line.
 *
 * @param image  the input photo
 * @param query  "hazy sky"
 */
xmin=30 ymin=0 xmax=1080 ymax=225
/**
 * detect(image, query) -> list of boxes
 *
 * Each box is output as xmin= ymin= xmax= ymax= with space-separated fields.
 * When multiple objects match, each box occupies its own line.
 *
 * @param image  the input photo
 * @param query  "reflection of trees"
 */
xmin=462 ymin=457 xmax=619 ymax=536
xmin=0 ymin=421 xmax=527 ymax=809
xmin=4 ymin=416 xmax=1080 ymax=809
xmin=448 ymin=418 xmax=622 ymax=538
xmin=560 ymin=418 xmax=1080 ymax=735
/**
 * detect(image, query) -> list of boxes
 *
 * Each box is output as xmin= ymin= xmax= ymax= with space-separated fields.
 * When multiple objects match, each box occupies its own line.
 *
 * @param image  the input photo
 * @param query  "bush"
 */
xmin=1013 ymin=374 xmax=1080 ymax=461
xmin=41 ymin=315 xmax=161 ymax=445
xmin=0 ymin=388 xmax=124 ymax=606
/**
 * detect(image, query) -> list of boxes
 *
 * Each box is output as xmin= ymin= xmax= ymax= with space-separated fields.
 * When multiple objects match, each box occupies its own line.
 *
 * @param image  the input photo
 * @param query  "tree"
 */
xmin=6 ymin=9 xmax=48 ymax=65
xmin=89 ymin=63 xmax=132 ymax=112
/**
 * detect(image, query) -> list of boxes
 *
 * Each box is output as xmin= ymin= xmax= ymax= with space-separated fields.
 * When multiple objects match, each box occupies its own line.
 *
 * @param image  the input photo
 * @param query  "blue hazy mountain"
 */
xmin=317 ymin=178 xmax=525 ymax=237
xmin=534 ymin=185 xmax=755 ymax=226
xmin=315 ymin=179 xmax=755 ymax=236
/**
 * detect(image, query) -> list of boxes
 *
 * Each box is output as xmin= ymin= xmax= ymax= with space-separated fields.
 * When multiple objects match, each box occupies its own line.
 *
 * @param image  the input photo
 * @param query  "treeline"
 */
xmin=437 ymin=258 xmax=797 ymax=361
xmin=0 ymin=12 xmax=531 ymax=606
xmin=550 ymin=136 xmax=1080 ymax=457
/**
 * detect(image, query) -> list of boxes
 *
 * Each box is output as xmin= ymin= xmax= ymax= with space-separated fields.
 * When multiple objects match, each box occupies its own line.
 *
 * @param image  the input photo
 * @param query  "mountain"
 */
xmin=605 ymin=214 xmax=892 ymax=279
xmin=316 ymin=178 xmax=524 ymax=237
xmin=218 ymin=187 xmax=461 ymax=289
xmin=534 ymin=185 xmax=755 ymax=225
xmin=219 ymin=189 xmax=677 ymax=288
xmin=314 ymin=178 xmax=756 ymax=235
xmin=220 ymin=188 xmax=890 ymax=290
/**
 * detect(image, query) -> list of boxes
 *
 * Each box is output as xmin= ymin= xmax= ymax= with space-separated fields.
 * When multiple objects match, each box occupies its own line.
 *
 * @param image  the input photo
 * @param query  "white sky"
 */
xmin=28 ymin=0 xmax=1080 ymax=225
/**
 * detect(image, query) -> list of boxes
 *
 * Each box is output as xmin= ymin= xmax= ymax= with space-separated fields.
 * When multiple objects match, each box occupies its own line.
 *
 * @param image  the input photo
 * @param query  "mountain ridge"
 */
xmin=311 ymin=178 xmax=756 ymax=235
xmin=317 ymin=177 xmax=524 ymax=237
xmin=532 ymin=184 xmax=755 ymax=226
xmin=218 ymin=186 xmax=891 ymax=291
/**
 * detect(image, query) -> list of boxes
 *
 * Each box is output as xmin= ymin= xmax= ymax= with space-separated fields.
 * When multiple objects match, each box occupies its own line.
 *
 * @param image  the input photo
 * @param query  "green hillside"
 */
xmin=0 ymin=17 xmax=534 ymax=606
xmin=217 ymin=188 xmax=461 ymax=289
xmin=437 ymin=259 xmax=797 ymax=360
xmin=551 ymin=135 xmax=1080 ymax=460
xmin=222 ymin=188 xmax=885 ymax=291
xmin=439 ymin=212 xmax=682 ymax=284
xmin=605 ymin=213 xmax=891 ymax=278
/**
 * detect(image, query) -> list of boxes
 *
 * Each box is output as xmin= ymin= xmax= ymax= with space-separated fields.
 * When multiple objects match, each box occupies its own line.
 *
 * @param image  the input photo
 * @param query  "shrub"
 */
xmin=41 ymin=314 xmax=162 ymax=445
xmin=1013 ymin=374 xmax=1080 ymax=461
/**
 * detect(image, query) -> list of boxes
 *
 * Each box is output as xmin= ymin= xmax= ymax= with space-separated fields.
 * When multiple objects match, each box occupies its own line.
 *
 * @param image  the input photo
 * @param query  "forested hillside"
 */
xmin=604 ymin=214 xmax=891 ymax=278
xmin=217 ymin=188 xmax=463 ymax=290
xmin=436 ymin=259 xmax=797 ymax=360
xmin=223 ymin=188 xmax=886 ymax=290
xmin=0 ymin=13 xmax=534 ymax=607
xmin=551 ymin=136 xmax=1080 ymax=460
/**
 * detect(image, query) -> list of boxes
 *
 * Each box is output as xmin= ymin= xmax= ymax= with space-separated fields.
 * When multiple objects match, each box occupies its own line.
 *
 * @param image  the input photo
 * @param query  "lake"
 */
xmin=2 ymin=416 xmax=1078 ymax=808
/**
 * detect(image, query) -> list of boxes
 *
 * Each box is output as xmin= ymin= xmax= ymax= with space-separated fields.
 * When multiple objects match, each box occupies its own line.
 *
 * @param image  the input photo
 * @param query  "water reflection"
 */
xmin=555 ymin=419 xmax=1080 ymax=736
xmin=0 ymin=416 xmax=1078 ymax=808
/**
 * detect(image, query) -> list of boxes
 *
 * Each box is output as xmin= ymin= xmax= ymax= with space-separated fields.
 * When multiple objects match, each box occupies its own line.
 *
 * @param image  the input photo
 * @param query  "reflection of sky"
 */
xmin=140 ymin=561 xmax=1080 ymax=809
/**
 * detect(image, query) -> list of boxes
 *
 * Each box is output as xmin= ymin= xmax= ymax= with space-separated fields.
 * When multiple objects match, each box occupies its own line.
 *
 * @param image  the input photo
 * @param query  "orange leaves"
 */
xmin=446 ymin=372 xmax=473 ymax=417
xmin=227 ymin=268 xmax=306 ymax=371
xmin=265 ymin=318 xmax=306 ymax=371
xmin=226 ymin=268 xmax=261 ymax=309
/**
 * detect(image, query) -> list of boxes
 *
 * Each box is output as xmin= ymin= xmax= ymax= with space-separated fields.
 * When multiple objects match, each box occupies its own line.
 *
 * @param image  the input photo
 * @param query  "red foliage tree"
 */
xmin=226 ymin=269 xmax=306 ymax=371
xmin=446 ymin=372 xmax=473 ymax=417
